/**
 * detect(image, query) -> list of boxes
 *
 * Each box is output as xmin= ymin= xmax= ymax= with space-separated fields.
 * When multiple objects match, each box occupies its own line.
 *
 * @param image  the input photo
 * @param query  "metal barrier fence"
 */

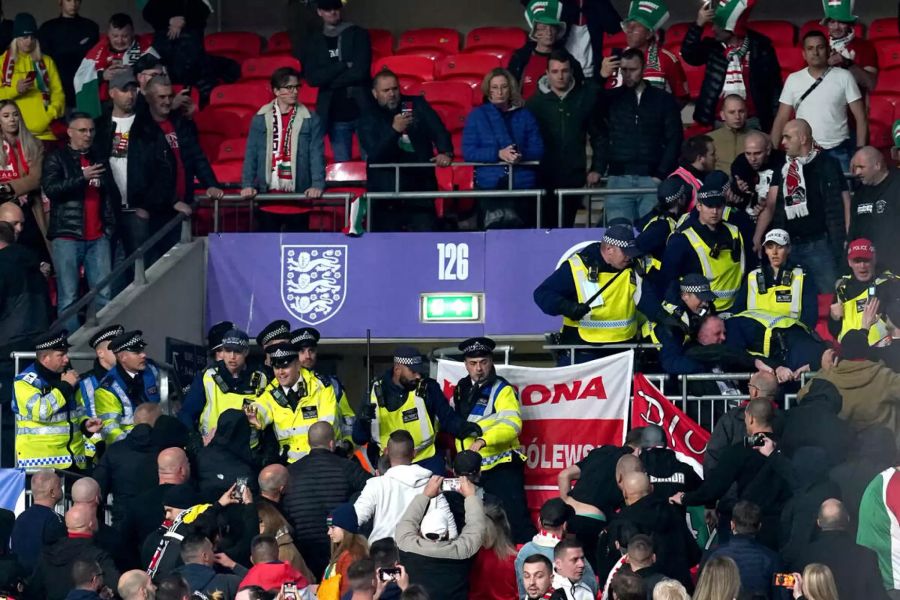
xmin=200 ymin=192 xmax=354 ymax=233
xmin=556 ymin=187 xmax=655 ymax=227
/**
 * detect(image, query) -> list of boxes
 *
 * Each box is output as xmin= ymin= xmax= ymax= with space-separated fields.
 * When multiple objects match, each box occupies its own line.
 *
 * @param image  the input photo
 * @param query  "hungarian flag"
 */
xmin=857 ymin=467 xmax=900 ymax=590
xmin=74 ymin=59 xmax=101 ymax=118
xmin=343 ymin=195 xmax=367 ymax=236
xmin=631 ymin=373 xmax=714 ymax=548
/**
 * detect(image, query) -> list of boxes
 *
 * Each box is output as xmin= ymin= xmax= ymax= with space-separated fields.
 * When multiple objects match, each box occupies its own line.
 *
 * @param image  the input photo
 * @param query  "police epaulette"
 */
xmin=313 ymin=371 xmax=332 ymax=387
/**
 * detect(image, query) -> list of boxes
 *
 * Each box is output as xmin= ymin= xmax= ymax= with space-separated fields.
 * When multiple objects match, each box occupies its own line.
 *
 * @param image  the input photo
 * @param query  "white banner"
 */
xmin=435 ymin=351 xmax=633 ymax=507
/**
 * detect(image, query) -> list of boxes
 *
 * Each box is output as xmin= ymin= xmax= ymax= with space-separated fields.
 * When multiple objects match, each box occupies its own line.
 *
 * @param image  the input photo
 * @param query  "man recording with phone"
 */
xmin=670 ymin=398 xmax=792 ymax=550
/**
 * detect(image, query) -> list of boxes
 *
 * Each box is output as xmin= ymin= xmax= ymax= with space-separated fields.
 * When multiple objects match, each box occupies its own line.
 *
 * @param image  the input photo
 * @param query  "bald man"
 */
xmin=258 ymin=464 xmax=289 ymax=505
xmin=731 ymin=130 xmax=785 ymax=219
xmin=609 ymin=471 xmax=699 ymax=588
xmin=11 ymin=469 xmax=65 ymax=571
xmin=850 ymin=146 xmax=900 ymax=274
xmin=128 ymin=447 xmax=194 ymax=543
xmin=31 ymin=503 xmax=120 ymax=600
xmin=118 ymin=569 xmax=157 ymax=600
xmin=789 ymin=499 xmax=889 ymax=600
xmin=0 ymin=202 xmax=24 ymax=241
xmin=0 ymin=200 xmax=51 ymax=268
xmin=92 ymin=403 xmax=164 ymax=528
xmin=755 ymin=118 xmax=850 ymax=294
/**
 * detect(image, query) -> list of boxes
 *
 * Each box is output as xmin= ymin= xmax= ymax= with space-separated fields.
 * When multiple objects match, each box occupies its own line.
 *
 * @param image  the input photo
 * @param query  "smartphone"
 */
xmin=378 ymin=567 xmax=401 ymax=582
xmin=282 ymin=582 xmax=298 ymax=600
xmin=773 ymin=573 xmax=796 ymax=588
xmin=868 ymin=285 xmax=877 ymax=297
xmin=232 ymin=476 xmax=248 ymax=501
xmin=401 ymin=101 xmax=413 ymax=117
xmin=441 ymin=478 xmax=461 ymax=492
xmin=702 ymin=1 xmax=712 ymax=9
xmin=611 ymin=48 xmax=624 ymax=60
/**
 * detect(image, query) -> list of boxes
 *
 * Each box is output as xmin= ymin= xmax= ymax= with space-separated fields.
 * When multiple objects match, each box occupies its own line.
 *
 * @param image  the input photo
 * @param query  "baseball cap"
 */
xmin=602 ymin=224 xmax=643 ymax=258
xmin=539 ymin=497 xmax=574 ymax=528
xmin=318 ymin=0 xmax=343 ymax=9
xmin=847 ymin=238 xmax=875 ymax=261
xmin=221 ymin=329 xmax=250 ymax=351
xmin=13 ymin=14 xmax=37 ymax=38
xmin=763 ymin=229 xmax=791 ymax=247
xmin=453 ymin=450 xmax=482 ymax=476
xmin=109 ymin=70 xmax=138 ymax=91
xmin=420 ymin=508 xmax=450 ymax=540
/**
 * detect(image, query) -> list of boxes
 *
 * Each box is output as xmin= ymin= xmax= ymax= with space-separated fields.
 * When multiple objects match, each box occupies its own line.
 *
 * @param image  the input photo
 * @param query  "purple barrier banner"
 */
xmin=207 ymin=230 xmax=604 ymax=339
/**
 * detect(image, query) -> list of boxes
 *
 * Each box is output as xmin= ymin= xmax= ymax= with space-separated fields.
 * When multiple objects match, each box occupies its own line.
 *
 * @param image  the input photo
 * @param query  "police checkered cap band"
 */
xmin=269 ymin=347 xmax=298 ymax=359
xmin=463 ymin=341 xmax=491 ymax=354
xmin=697 ymin=189 xmax=722 ymax=201
xmin=681 ymin=283 xmax=712 ymax=294
xmin=294 ymin=331 xmax=317 ymax=342
xmin=395 ymin=355 xmax=423 ymax=366
xmin=662 ymin=188 xmax=686 ymax=205
xmin=601 ymin=234 xmax=635 ymax=248
xmin=111 ymin=333 xmax=145 ymax=352
xmin=261 ymin=324 xmax=291 ymax=345
xmin=35 ymin=332 xmax=68 ymax=351
xmin=90 ymin=325 xmax=124 ymax=348
xmin=222 ymin=335 xmax=249 ymax=348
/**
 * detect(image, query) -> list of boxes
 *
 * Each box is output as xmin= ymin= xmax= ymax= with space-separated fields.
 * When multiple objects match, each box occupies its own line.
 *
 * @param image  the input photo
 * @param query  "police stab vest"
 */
xmin=562 ymin=253 xmax=639 ymax=343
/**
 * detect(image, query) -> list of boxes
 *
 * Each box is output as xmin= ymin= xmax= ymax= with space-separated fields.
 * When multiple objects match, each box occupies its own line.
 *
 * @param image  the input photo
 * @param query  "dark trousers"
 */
xmin=479 ymin=454 xmax=536 ymax=544
xmin=112 ymin=211 xmax=150 ymax=294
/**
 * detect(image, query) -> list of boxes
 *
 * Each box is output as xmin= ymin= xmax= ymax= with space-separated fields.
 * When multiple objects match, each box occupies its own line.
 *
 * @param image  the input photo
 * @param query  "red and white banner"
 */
xmin=436 ymin=351 xmax=633 ymax=511
xmin=631 ymin=373 xmax=710 ymax=476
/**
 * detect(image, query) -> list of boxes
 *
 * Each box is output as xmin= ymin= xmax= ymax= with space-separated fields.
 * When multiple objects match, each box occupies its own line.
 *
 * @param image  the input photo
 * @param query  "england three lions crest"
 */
xmin=281 ymin=245 xmax=347 ymax=325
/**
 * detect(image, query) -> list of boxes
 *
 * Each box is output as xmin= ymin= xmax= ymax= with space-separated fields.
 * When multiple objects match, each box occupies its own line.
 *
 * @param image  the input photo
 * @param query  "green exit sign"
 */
xmin=421 ymin=293 xmax=484 ymax=323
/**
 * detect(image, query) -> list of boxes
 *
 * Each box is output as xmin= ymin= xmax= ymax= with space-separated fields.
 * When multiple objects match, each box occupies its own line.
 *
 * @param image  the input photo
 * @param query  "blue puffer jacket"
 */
xmin=462 ymin=102 xmax=543 ymax=190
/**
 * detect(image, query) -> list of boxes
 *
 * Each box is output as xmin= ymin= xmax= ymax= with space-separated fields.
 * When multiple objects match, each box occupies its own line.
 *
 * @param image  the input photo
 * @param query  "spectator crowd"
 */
xmin=1 ymin=0 xmax=900 ymax=599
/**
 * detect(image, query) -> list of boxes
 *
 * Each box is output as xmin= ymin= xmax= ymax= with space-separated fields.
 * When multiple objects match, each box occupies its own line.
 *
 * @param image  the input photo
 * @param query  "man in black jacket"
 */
xmin=37 ymin=0 xmax=100 ymax=107
xmin=790 ymin=499 xmax=890 ymax=600
xmin=597 ymin=49 xmax=682 ymax=225
xmin=283 ymin=422 xmax=371 ymax=580
xmin=358 ymin=70 xmax=452 ymax=232
xmin=142 ymin=0 xmax=212 ymax=95
xmin=42 ymin=112 xmax=119 ymax=333
xmin=681 ymin=2 xmax=782 ymax=132
xmin=302 ymin=0 xmax=371 ymax=162
xmin=638 ymin=425 xmax=703 ymax=502
xmin=128 ymin=75 xmax=222 ymax=264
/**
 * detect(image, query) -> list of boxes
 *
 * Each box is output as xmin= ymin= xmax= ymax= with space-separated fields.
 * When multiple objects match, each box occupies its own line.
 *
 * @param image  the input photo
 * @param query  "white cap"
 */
xmin=763 ymin=229 xmax=791 ymax=246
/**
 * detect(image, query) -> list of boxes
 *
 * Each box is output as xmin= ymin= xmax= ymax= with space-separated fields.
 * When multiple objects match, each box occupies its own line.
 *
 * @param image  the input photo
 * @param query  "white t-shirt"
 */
xmin=109 ymin=114 xmax=136 ymax=208
xmin=779 ymin=67 xmax=861 ymax=149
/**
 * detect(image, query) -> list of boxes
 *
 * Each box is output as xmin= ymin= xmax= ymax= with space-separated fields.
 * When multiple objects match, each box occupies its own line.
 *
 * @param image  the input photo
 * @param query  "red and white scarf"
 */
xmin=721 ymin=37 xmax=750 ymax=99
xmin=782 ymin=147 xmax=820 ymax=220
xmin=85 ymin=39 xmax=148 ymax=71
xmin=271 ymin=103 xmax=297 ymax=191
xmin=830 ymin=31 xmax=856 ymax=61
xmin=1 ymin=52 xmax=50 ymax=108
xmin=0 ymin=139 xmax=27 ymax=183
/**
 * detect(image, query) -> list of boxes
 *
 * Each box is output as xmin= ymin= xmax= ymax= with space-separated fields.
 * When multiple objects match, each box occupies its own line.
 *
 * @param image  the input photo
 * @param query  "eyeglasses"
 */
xmin=279 ymin=85 xmax=300 ymax=91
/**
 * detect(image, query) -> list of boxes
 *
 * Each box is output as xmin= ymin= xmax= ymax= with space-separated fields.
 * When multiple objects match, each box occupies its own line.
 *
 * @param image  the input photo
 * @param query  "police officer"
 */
xmin=661 ymin=179 xmax=749 ymax=314
xmin=451 ymin=337 xmax=536 ymax=543
xmin=675 ymin=171 xmax=756 ymax=244
xmin=176 ymin=321 xmax=235 ymax=429
xmin=636 ymin=177 xmax=692 ymax=285
xmin=291 ymin=327 xmax=356 ymax=447
xmin=78 ymin=324 xmax=124 ymax=457
xmin=723 ymin=311 xmax=828 ymax=380
xmin=179 ymin=329 xmax=268 ymax=437
xmin=533 ymin=224 xmax=660 ymax=362
xmin=648 ymin=274 xmax=718 ymax=374
xmin=830 ymin=238 xmax=900 ymax=346
xmin=257 ymin=320 xmax=292 ymax=358
xmin=13 ymin=331 xmax=102 ymax=470
xmin=732 ymin=229 xmax=818 ymax=330
xmin=245 ymin=343 xmax=343 ymax=463
xmin=94 ymin=331 xmax=162 ymax=444
xmin=353 ymin=346 xmax=480 ymax=475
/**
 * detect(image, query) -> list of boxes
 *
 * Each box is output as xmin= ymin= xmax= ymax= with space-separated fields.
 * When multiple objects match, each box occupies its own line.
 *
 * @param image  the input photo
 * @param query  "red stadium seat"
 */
xmin=433 ymin=104 xmax=467 ymax=134
xmin=682 ymin=63 xmax=705 ymax=99
xmin=211 ymin=162 xmax=244 ymax=187
xmin=369 ymin=29 xmax=394 ymax=59
xmin=217 ymin=138 xmax=247 ymax=165
xmin=605 ymin=31 xmax=627 ymax=50
xmin=324 ymin=134 xmax=362 ymax=164
xmin=298 ymin=84 xmax=319 ymax=110
xmin=663 ymin=22 xmax=692 ymax=48
xmin=465 ymin=27 xmax=527 ymax=54
xmin=326 ymin=161 xmax=367 ymax=183
xmin=868 ymin=17 xmax=899 ymax=41
xmin=210 ymin=82 xmax=272 ymax=114
xmin=241 ymin=55 xmax=301 ymax=82
xmin=266 ymin=31 xmax=293 ymax=55
xmin=876 ymin=41 xmax=900 ymax=71
xmin=748 ymin=20 xmax=796 ymax=46
xmin=874 ymin=67 xmax=900 ymax=96
xmin=396 ymin=28 xmax=460 ymax=56
xmin=171 ymin=84 xmax=200 ymax=107
xmin=453 ymin=165 xmax=474 ymax=190
xmin=373 ymin=56 xmax=435 ymax=86
xmin=204 ymin=31 xmax=263 ymax=62
xmin=798 ymin=19 xmax=864 ymax=41
xmin=419 ymin=80 xmax=474 ymax=111
xmin=869 ymin=95 xmax=897 ymax=129
xmin=684 ymin=122 xmax=713 ymax=138
xmin=775 ymin=47 xmax=805 ymax=79
xmin=436 ymin=53 xmax=501 ymax=85
xmin=322 ymin=161 xmax=366 ymax=231
xmin=195 ymin=107 xmax=249 ymax=159
xmin=451 ymin=132 xmax=463 ymax=159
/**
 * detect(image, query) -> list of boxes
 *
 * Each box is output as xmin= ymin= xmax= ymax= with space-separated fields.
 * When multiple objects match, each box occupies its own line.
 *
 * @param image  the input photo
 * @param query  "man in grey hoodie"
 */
xmin=396 ymin=475 xmax=485 ymax=600
xmin=172 ymin=534 xmax=242 ymax=599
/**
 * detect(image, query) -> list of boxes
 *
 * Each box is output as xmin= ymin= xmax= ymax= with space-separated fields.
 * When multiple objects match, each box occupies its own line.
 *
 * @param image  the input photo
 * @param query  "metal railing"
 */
xmin=544 ymin=343 xmax=662 ymax=366
xmin=198 ymin=192 xmax=354 ymax=233
xmin=369 ymin=161 xmax=540 ymax=193
xmin=431 ymin=345 xmax=514 ymax=365
xmin=51 ymin=213 xmax=192 ymax=330
xmin=364 ymin=189 xmax=546 ymax=230
xmin=556 ymin=186 xmax=656 ymax=227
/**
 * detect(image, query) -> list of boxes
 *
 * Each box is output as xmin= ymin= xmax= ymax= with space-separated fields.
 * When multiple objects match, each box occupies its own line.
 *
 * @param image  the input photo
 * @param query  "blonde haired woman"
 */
xmin=0 ymin=14 xmax=64 ymax=142
xmin=694 ymin=556 xmax=742 ymax=600
xmin=0 ymin=99 xmax=47 ymax=254
xmin=791 ymin=564 xmax=840 ymax=600
xmin=652 ymin=580 xmax=691 ymax=600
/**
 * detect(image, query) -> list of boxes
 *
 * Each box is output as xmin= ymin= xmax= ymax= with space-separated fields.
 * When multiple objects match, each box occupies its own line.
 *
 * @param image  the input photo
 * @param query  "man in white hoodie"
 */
xmin=354 ymin=430 xmax=457 ymax=543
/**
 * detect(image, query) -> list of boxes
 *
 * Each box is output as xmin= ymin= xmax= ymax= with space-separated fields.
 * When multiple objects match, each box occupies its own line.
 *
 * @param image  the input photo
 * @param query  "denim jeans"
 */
xmin=603 ymin=175 xmax=658 ymax=225
xmin=328 ymin=119 xmax=361 ymax=163
xmin=51 ymin=236 xmax=112 ymax=332
xmin=791 ymin=237 xmax=838 ymax=293
xmin=822 ymin=137 xmax=855 ymax=175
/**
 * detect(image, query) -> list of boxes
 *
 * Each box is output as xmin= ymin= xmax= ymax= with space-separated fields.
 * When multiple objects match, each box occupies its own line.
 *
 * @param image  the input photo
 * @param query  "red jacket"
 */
xmin=238 ymin=561 xmax=308 ymax=592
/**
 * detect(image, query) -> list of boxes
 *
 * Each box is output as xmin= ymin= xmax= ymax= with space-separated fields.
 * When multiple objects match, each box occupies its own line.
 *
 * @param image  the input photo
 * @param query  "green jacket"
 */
xmin=526 ymin=78 xmax=602 ymax=183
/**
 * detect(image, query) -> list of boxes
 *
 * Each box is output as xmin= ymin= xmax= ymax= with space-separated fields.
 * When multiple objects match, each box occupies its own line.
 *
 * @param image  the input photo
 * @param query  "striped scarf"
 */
xmin=1 ymin=52 xmax=50 ymax=108
xmin=0 ymin=139 xmax=27 ymax=182
xmin=721 ymin=36 xmax=750 ymax=99
xmin=271 ymin=103 xmax=297 ymax=191
xmin=830 ymin=31 xmax=856 ymax=61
